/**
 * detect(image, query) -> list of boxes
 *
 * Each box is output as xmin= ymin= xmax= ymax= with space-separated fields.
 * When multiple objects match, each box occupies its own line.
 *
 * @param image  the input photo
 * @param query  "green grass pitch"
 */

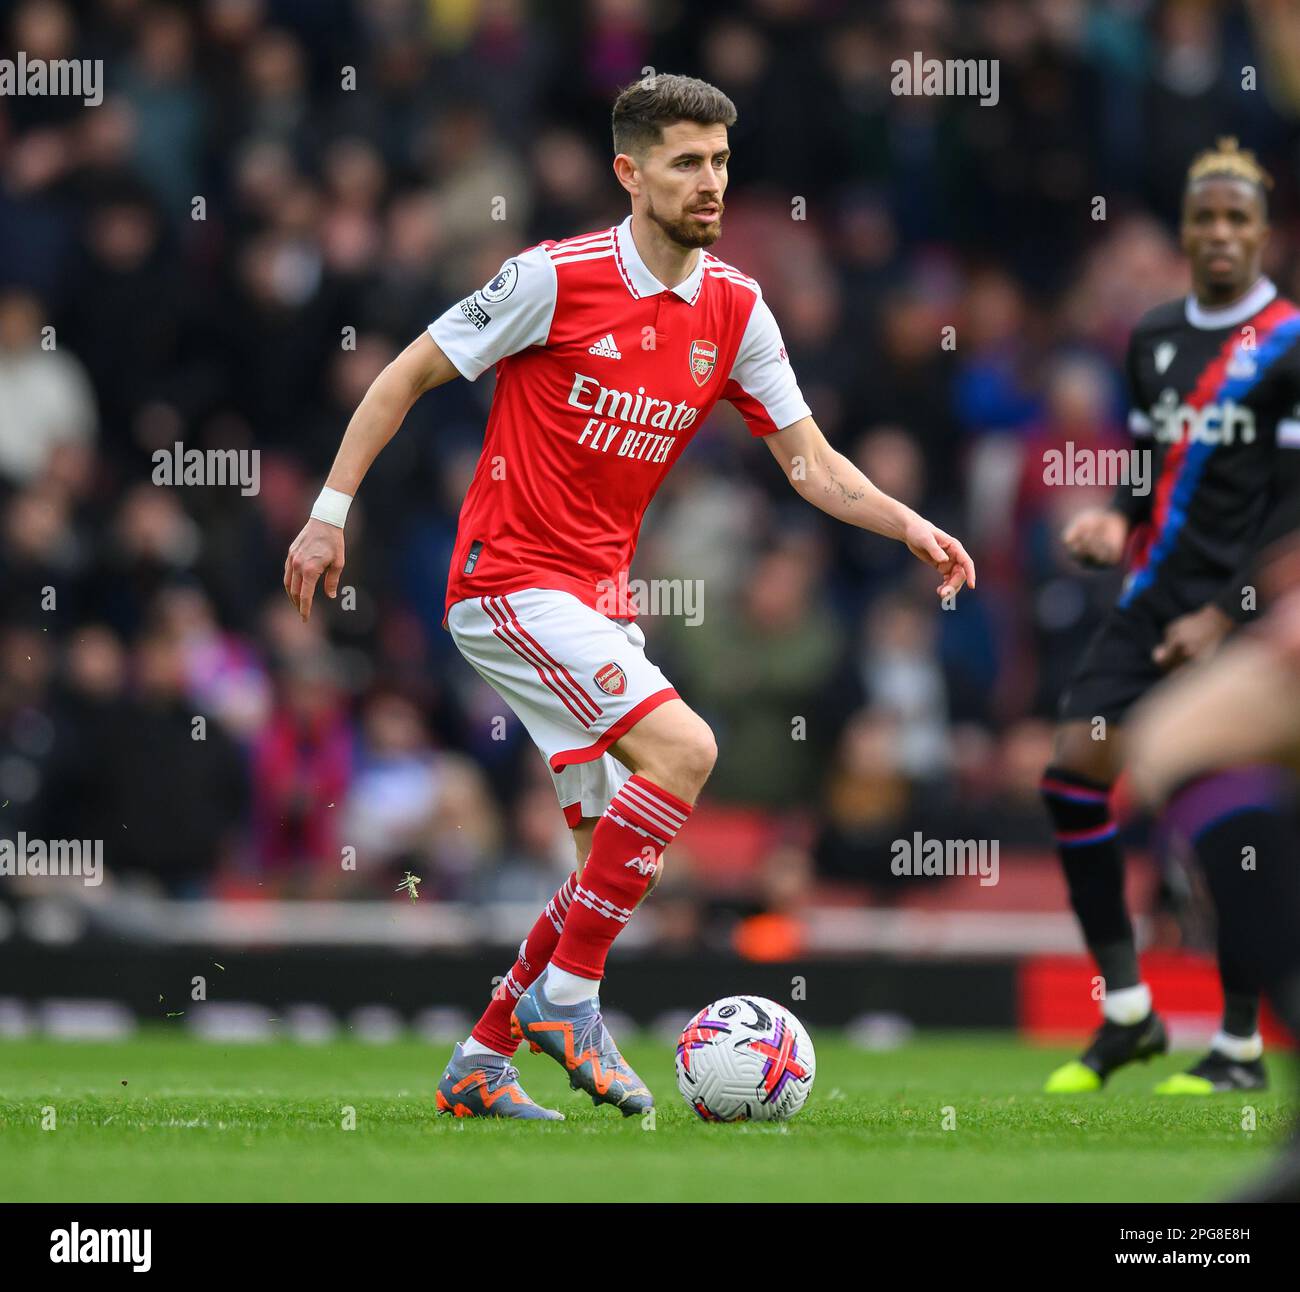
xmin=1 ymin=1031 xmax=1293 ymax=1202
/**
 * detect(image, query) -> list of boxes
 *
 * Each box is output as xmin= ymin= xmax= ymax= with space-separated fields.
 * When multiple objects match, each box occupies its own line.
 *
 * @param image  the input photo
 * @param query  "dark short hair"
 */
xmin=612 ymin=73 xmax=737 ymax=158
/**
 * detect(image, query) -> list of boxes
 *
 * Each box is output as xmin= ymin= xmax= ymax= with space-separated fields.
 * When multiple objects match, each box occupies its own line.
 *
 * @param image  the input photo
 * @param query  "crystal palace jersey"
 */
xmin=1113 ymin=277 xmax=1300 ymax=620
xmin=428 ymin=217 xmax=810 ymax=621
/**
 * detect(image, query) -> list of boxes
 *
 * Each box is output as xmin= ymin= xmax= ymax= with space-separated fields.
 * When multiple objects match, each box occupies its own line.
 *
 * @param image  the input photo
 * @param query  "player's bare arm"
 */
xmin=765 ymin=415 xmax=976 ymax=599
xmin=284 ymin=333 xmax=459 ymax=621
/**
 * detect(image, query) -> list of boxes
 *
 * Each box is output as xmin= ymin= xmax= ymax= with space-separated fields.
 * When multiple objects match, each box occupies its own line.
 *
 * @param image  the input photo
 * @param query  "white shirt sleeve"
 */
xmin=427 ymin=245 xmax=558 ymax=381
xmin=726 ymin=293 xmax=811 ymax=435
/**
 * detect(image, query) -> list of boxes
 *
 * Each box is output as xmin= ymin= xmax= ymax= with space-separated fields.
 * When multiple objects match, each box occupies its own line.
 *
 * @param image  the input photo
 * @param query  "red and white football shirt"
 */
xmin=428 ymin=216 xmax=809 ymax=621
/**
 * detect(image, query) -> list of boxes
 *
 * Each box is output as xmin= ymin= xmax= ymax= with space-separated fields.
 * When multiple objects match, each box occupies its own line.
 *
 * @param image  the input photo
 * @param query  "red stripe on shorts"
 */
xmin=480 ymin=596 xmax=602 ymax=726
xmin=498 ymin=595 xmax=604 ymax=722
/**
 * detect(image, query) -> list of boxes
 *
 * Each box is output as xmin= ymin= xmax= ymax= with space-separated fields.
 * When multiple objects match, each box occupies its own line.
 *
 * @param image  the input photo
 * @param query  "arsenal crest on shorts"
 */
xmin=689 ymin=339 xmax=717 ymax=387
xmin=594 ymin=662 xmax=627 ymax=696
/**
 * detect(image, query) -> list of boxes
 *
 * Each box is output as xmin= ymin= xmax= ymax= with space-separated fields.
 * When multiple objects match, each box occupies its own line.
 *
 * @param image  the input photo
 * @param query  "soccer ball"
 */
xmin=675 ymin=995 xmax=816 ymax=1122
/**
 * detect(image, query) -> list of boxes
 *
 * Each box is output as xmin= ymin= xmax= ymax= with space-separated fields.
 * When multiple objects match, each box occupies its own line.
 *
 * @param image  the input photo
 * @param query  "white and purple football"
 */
xmin=675 ymin=995 xmax=816 ymax=1122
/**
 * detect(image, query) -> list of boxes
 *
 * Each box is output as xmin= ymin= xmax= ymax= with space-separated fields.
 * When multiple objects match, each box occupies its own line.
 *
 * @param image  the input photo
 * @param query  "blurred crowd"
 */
xmin=2 ymin=0 xmax=1300 ymax=922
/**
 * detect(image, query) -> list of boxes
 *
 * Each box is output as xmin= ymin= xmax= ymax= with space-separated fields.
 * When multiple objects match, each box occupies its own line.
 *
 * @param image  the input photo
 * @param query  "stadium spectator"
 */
xmin=101 ymin=629 xmax=248 ymax=896
xmin=0 ymin=288 xmax=97 ymax=487
xmin=343 ymin=688 xmax=500 ymax=898
xmin=0 ymin=0 xmax=1294 ymax=939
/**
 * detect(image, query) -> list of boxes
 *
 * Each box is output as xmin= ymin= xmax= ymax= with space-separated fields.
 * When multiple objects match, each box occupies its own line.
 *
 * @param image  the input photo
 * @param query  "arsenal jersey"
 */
xmin=428 ymin=216 xmax=810 ymax=621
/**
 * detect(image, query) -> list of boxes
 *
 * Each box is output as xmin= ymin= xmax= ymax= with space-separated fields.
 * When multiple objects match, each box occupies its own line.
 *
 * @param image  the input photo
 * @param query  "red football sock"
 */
xmin=551 ymin=775 xmax=692 ymax=981
xmin=471 ymin=870 xmax=577 ymax=1055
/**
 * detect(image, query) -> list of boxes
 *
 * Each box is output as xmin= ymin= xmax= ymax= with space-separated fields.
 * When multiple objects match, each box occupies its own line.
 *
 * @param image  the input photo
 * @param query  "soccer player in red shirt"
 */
xmin=285 ymin=74 xmax=975 ymax=1119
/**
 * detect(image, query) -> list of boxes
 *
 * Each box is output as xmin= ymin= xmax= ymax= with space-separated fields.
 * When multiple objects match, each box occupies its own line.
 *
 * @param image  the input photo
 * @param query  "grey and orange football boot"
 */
xmin=511 ymin=969 xmax=654 ymax=1116
xmin=435 ymin=1042 xmax=564 ymax=1120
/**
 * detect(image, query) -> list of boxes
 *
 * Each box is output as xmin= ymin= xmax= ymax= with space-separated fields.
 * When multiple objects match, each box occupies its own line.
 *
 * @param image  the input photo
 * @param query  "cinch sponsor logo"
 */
xmin=1150 ymin=390 xmax=1257 ymax=445
xmin=0 ymin=834 xmax=102 ymax=885
xmin=890 ymin=832 xmax=999 ymax=886
xmin=50 ymin=1223 xmax=151 ymax=1272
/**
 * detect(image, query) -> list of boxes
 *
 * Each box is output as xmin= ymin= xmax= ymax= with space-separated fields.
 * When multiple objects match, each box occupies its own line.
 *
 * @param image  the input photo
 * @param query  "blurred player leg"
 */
xmin=1151 ymin=767 xmax=1286 ymax=1092
xmin=1128 ymin=623 xmax=1300 ymax=1199
xmin=1179 ymin=779 xmax=1300 ymax=1193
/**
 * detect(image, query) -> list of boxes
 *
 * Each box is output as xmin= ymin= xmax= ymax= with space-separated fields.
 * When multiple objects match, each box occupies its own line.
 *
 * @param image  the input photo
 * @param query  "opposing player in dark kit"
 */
xmin=1043 ymin=139 xmax=1300 ymax=1094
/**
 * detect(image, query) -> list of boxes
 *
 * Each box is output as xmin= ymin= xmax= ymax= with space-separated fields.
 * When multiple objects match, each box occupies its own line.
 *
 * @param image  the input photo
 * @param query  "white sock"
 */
xmin=461 ymin=1036 xmax=510 ymax=1059
xmin=1211 ymin=1029 xmax=1263 ymax=1062
xmin=1102 ymin=983 xmax=1152 ymax=1025
xmin=543 ymin=966 xmax=600 ymax=1006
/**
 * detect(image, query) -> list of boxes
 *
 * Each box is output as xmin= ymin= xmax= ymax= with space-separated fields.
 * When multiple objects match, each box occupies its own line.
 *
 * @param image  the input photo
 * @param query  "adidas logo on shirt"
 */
xmin=588 ymin=333 xmax=622 ymax=359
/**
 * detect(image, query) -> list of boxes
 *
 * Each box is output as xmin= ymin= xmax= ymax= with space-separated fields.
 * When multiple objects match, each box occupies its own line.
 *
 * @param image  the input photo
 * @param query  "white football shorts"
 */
xmin=447 ymin=588 xmax=679 ymax=827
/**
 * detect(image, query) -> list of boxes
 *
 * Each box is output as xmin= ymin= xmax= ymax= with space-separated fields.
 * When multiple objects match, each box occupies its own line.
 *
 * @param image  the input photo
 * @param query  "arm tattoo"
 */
xmin=822 ymin=461 xmax=865 ymax=505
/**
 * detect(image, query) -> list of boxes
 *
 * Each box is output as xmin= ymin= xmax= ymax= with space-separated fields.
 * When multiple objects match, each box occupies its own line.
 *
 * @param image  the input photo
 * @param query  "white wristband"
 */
xmin=311 ymin=486 xmax=352 ymax=529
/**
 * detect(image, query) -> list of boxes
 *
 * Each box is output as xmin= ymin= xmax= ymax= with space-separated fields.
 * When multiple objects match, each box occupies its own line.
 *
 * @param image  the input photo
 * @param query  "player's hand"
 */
xmin=284 ymin=518 xmax=345 ymax=621
xmin=1062 ymin=508 xmax=1129 ymax=568
xmin=902 ymin=515 xmax=976 ymax=599
xmin=1151 ymin=603 xmax=1233 ymax=671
